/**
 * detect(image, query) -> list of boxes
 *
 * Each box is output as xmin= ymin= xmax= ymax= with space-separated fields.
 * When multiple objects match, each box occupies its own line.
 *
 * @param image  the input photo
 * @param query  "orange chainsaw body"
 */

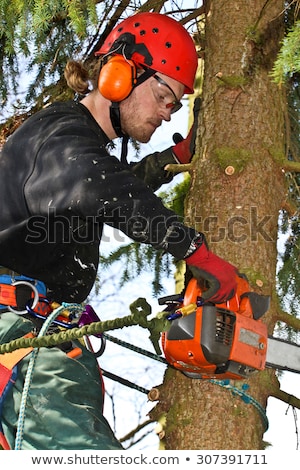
xmin=161 ymin=276 xmax=269 ymax=380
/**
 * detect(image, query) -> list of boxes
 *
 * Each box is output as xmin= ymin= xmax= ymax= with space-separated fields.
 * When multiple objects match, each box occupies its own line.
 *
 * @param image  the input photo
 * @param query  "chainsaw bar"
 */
xmin=266 ymin=336 xmax=300 ymax=374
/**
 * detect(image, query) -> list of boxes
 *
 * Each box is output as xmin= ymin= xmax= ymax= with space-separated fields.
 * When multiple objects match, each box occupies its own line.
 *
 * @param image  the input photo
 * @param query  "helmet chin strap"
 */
xmin=109 ymin=68 xmax=156 ymax=164
xmin=109 ymin=102 xmax=128 ymax=164
xmin=110 ymin=102 xmax=125 ymax=138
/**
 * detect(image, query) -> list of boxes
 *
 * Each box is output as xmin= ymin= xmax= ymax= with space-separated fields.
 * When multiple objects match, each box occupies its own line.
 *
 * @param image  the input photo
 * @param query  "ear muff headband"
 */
xmin=98 ymin=55 xmax=137 ymax=102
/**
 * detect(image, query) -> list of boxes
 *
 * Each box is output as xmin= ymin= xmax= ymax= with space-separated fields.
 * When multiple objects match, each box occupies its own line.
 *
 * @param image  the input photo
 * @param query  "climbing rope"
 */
xmin=101 ymin=369 xmax=150 ymax=395
xmin=0 ymin=298 xmax=170 ymax=356
xmin=103 ymin=333 xmax=168 ymax=365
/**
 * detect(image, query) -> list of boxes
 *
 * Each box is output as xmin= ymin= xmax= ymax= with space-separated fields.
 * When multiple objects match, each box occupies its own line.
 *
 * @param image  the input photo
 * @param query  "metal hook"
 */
xmin=8 ymin=280 xmax=39 ymax=315
xmin=84 ymin=335 xmax=106 ymax=358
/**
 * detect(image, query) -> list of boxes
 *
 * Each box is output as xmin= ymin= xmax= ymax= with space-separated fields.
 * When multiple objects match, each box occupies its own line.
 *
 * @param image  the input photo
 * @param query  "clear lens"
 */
xmin=152 ymin=75 xmax=182 ymax=114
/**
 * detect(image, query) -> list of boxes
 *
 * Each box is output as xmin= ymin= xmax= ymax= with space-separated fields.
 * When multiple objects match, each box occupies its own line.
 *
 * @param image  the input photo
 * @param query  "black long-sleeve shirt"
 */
xmin=0 ymin=101 xmax=197 ymax=302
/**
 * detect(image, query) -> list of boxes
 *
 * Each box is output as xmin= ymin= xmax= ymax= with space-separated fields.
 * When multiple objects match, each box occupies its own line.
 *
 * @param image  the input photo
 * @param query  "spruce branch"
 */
xmin=270 ymin=389 xmax=300 ymax=410
xmin=164 ymin=163 xmax=194 ymax=173
xmin=282 ymin=161 xmax=300 ymax=172
xmin=274 ymin=308 xmax=300 ymax=331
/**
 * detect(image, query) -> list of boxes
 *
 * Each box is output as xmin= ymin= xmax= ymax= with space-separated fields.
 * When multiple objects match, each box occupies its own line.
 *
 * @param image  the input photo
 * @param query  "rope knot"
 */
xmin=129 ymin=298 xmax=170 ymax=354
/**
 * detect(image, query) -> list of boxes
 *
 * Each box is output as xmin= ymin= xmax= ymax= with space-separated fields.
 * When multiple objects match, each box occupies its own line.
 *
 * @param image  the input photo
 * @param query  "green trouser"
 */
xmin=0 ymin=311 xmax=123 ymax=450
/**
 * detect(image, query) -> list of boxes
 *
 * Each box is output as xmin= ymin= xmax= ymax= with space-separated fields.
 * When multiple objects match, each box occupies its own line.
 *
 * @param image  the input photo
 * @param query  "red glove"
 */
xmin=172 ymin=97 xmax=201 ymax=164
xmin=185 ymin=240 xmax=238 ymax=303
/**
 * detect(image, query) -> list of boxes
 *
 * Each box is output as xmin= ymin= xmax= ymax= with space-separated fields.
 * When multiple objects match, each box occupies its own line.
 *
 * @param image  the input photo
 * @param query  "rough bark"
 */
xmin=151 ymin=0 xmax=287 ymax=450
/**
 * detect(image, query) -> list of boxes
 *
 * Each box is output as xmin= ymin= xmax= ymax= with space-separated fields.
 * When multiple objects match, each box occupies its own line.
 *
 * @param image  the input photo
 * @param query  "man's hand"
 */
xmin=185 ymin=236 xmax=238 ymax=303
xmin=172 ymin=97 xmax=201 ymax=164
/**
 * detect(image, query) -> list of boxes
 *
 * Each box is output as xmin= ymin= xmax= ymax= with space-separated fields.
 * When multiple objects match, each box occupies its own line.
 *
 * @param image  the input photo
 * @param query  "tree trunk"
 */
xmin=151 ymin=0 xmax=286 ymax=450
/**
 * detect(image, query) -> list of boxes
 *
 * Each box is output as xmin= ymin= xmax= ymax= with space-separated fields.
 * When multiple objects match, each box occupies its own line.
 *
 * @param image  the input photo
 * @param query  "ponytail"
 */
xmin=64 ymin=60 xmax=100 ymax=95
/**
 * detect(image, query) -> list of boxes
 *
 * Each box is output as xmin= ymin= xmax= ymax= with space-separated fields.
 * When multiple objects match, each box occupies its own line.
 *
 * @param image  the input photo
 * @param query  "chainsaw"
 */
xmin=160 ymin=274 xmax=300 ymax=380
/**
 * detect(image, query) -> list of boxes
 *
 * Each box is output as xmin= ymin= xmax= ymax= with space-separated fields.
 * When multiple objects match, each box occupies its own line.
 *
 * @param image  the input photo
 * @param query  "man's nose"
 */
xmin=159 ymin=108 xmax=171 ymax=122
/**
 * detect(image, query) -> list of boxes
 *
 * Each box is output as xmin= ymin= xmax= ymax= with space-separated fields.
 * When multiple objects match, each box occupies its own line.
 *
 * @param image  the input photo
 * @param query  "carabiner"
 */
xmin=26 ymin=298 xmax=78 ymax=329
xmin=84 ymin=334 xmax=106 ymax=358
xmin=78 ymin=305 xmax=106 ymax=357
xmin=8 ymin=281 xmax=39 ymax=315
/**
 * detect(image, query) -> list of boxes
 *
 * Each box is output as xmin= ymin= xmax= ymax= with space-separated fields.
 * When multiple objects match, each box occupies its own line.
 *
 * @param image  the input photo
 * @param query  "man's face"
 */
xmin=119 ymin=73 xmax=185 ymax=143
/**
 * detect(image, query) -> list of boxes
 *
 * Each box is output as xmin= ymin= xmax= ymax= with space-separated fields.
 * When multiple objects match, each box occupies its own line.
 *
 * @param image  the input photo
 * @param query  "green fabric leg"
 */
xmin=0 ymin=312 xmax=123 ymax=450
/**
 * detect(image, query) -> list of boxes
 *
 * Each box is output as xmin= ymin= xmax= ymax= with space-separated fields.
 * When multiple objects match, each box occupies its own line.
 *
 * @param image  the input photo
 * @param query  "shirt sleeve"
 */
xmin=24 ymin=120 xmax=197 ymax=260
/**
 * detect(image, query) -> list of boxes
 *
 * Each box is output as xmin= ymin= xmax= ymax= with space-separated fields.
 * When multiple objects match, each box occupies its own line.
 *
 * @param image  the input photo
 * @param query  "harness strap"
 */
xmin=0 ymin=333 xmax=34 ymax=450
xmin=0 ymin=284 xmax=18 ymax=307
xmin=0 ymin=273 xmax=47 ymax=312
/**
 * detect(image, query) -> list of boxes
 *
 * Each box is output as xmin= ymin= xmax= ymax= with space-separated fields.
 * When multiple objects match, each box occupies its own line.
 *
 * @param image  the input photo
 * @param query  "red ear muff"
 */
xmin=98 ymin=55 xmax=137 ymax=102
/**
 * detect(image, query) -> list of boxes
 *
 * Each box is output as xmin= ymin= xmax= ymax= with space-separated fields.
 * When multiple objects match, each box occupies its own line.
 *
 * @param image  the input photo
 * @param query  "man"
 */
xmin=0 ymin=12 xmax=238 ymax=449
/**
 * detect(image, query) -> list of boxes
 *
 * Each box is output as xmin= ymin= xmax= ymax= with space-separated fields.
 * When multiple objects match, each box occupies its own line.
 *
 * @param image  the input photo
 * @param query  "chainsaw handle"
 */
xmin=183 ymin=274 xmax=270 ymax=320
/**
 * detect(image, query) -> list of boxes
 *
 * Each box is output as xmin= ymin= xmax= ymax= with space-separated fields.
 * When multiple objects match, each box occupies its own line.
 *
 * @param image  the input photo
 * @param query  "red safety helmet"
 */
xmin=95 ymin=12 xmax=198 ymax=94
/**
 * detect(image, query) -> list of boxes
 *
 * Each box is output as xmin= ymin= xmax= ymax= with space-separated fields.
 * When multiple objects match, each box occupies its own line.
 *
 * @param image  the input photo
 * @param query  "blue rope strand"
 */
xmin=209 ymin=379 xmax=269 ymax=431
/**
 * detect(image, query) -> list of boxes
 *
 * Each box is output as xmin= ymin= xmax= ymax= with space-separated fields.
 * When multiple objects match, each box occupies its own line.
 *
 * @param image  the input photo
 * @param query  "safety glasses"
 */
xmin=152 ymin=75 xmax=183 ymax=114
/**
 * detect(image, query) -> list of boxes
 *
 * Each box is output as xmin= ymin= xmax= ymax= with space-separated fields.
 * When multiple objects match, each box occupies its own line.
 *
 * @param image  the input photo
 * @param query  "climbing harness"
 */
xmin=0 ymin=274 xmax=47 ymax=315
